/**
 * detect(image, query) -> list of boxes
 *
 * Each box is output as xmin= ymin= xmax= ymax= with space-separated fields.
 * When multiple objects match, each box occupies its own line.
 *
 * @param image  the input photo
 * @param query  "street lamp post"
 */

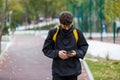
xmin=113 ymin=22 xmax=116 ymax=43
xmin=66 ymin=0 xmax=68 ymax=11
xmin=5 ymin=0 xmax=8 ymax=24
xmin=89 ymin=0 xmax=92 ymax=39
xmin=99 ymin=0 xmax=103 ymax=41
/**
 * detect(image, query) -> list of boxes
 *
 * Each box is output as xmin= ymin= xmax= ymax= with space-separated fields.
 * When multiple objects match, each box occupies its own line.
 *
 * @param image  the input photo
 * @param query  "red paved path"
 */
xmin=0 ymin=35 xmax=88 ymax=80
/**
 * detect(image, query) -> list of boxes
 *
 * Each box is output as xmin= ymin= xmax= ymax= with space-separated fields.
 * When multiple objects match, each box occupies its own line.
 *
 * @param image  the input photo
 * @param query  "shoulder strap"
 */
xmin=73 ymin=28 xmax=78 ymax=43
xmin=53 ymin=28 xmax=59 ymax=42
xmin=53 ymin=28 xmax=78 ymax=43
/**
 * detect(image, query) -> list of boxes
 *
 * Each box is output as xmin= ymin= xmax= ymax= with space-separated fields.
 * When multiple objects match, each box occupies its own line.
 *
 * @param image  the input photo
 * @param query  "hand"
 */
xmin=67 ymin=50 xmax=76 ymax=57
xmin=58 ymin=50 xmax=68 ymax=60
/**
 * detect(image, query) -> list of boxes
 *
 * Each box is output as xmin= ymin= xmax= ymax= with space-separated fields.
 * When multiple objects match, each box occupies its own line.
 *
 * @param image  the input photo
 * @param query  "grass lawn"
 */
xmin=86 ymin=55 xmax=120 ymax=80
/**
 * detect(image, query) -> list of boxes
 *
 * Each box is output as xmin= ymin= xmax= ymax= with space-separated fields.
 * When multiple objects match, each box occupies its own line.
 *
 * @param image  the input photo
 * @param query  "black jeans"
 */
xmin=53 ymin=75 xmax=77 ymax=80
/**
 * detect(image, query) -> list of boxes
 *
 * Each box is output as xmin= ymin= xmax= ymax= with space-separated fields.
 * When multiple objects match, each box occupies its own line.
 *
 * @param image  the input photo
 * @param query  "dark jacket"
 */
xmin=42 ymin=25 xmax=89 ymax=76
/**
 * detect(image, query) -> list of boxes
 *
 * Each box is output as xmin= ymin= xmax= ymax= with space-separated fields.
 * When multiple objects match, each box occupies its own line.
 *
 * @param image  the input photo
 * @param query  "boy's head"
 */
xmin=59 ymin=11 xmax=73 ymax=26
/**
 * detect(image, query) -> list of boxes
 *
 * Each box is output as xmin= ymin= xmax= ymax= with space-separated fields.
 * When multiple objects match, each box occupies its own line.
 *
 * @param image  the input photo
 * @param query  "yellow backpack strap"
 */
xmin=53 ymin=28 xmax=59 ymax=42
xmin=73 ymin=28 xmax=78 ymax=43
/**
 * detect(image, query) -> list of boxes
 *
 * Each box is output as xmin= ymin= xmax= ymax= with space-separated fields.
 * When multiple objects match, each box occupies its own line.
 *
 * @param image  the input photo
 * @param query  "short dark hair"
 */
xmin=59 ymin=11 xmax=73 ymax=26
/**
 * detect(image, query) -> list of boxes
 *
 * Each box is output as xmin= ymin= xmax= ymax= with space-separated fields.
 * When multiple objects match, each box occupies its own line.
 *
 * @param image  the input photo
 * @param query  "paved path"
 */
xmin=88 ymin=36 xmax=120 ymax=60
xmin=0 ymin=35 xmax=88 ymax=80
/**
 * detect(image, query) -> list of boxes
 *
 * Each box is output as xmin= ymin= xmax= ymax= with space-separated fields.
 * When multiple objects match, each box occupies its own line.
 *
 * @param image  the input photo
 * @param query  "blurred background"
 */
xmin=0 ymin=0 xmax=120 ymax=80
xmin=0 ymin=0 xmax=120 ymax=42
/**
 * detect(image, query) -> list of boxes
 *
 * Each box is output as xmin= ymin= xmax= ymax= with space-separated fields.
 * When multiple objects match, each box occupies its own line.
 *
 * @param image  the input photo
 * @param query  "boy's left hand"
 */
xmin=67 ymin=50 xmax=76 ymax=57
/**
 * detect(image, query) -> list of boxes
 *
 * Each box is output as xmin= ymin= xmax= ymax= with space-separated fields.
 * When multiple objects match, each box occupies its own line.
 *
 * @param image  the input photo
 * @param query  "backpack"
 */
xmin=52 ymin=28 xmax=78 ymax=43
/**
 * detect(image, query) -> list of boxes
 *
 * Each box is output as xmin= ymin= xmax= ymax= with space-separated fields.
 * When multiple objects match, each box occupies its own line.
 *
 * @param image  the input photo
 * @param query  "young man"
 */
xmin=42 ymin=11 xmax=89 ymax=80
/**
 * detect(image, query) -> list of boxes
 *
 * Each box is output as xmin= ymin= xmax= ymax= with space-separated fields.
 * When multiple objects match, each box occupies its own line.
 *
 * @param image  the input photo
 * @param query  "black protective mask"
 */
xmin=61 ymin=28 xmax=69 ymax=33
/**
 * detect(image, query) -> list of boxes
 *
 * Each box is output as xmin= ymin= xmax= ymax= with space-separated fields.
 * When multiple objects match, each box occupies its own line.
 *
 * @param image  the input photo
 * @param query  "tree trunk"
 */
xmin=0 ymin=25 xmax=4 ymax=53
xmin=0 ymin=13 xmax=6 ymax=51
xmin=0 ymin=0 xmax=8 ymax=52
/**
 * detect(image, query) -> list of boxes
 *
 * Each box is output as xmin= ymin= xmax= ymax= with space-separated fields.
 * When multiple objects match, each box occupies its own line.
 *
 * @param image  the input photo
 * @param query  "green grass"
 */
xmin=86 ymin=59 xmax=120 ymax=80
xmin=0 ymin=50 xmax=2 ymax=54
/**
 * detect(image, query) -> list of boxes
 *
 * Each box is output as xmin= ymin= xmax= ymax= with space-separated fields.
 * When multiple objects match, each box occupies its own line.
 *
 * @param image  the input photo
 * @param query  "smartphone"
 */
xmin=67 ymin=50 xmax=74 ymax=54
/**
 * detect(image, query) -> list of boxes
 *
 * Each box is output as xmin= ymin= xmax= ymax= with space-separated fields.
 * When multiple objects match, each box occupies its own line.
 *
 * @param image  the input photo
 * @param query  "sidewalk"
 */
xmin=0 ymin=36 xmax=52 ymax=80
xmin=0 ymin=35 xmax=89 ymax=80
xmin=87 ymin=40 xmax=120 ymax=60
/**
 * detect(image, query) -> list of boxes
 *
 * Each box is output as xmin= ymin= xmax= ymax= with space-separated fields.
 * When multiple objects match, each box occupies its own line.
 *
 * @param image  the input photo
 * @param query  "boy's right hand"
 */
xmin=58 ymin=50 xmax=68 ymax=60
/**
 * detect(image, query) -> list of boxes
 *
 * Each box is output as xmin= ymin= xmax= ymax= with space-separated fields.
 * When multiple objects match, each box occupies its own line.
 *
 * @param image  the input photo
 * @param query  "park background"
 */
xmin=0 ymin=0 xmax=120 ymax=80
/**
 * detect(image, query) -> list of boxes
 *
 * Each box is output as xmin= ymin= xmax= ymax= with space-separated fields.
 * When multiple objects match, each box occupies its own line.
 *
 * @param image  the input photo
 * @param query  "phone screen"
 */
xmin=67 ymin=50 xmax=74 ymax=54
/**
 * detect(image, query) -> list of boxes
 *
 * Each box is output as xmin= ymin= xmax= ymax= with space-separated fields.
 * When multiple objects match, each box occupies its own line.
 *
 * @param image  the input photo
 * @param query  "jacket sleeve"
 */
xmin=42 ymin=29 xmax=59 ymax=59
xmin=75 ymin=29 xmax=89 ymax=59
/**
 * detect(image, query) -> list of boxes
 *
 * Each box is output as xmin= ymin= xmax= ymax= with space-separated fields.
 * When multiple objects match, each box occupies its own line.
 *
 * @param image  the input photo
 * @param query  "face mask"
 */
xmin=61 ymin=28 xmax=69 ymax=33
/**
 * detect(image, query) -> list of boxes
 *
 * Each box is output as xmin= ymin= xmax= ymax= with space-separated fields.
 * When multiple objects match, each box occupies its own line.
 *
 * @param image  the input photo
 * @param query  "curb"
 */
xmin=81 ymin=59 xmax=94 ymax=80
xmin=0 ymin=36 xmax=12 ymax=61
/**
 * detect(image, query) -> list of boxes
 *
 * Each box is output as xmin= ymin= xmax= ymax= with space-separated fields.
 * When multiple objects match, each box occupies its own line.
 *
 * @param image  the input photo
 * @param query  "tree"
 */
xmin=104 ymin=0 xmax=120 ymax=23
xmin=20 ymin=0 xmax=67 ymax=23
xmin=8 ymin=0 xmax=24 ymax=26
xmin=0 ymin=0 xmax=8 ymax=51
xmin=0 ymin=0 xmax=4 ymax=25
